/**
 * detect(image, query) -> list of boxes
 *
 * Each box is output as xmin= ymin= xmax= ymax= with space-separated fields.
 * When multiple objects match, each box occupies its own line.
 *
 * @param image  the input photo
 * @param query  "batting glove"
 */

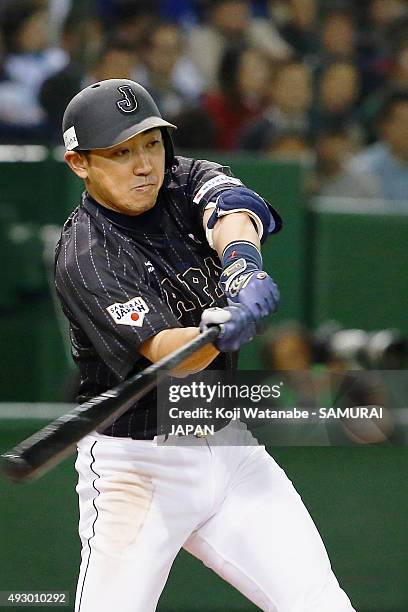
xmin=200 ymin=305 xmax=256 ymax=352
xmin=219 ymin=241 xmax=280 ymax=321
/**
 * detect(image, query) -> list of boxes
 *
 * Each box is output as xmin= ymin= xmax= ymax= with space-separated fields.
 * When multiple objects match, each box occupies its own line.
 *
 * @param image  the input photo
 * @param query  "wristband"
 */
xmin=221 ymin=240 xmax=262 ymax=269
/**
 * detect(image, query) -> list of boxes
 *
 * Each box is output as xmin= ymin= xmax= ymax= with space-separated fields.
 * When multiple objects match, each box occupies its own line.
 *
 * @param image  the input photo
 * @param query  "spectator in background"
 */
xmin=260 ymin=321 xmax=312 ymax=372
xmin=84 ymin=37 xmax=136 ymax=85
xmin=171 ymin=105 xmax=217 ymax=150
xmin=39 ymin=11 xmax=84 ymax=139
xmin=320 ymin=8 xmax=357 ymax=62
xmin=365 ymin=0 xmax=407 ymax=55
xmin=358 ymin=0 xmax=407 ymax=98
xmin=202 ymin=44 xmax=271 ymax=150
xmin=187 ymin=0 xmax=291 ymax=90
xmin=368 ymin=0 xmax=408 ymax=33
xmin=98 ymin=0 xmax=159 ymax=48
xmin=0 ymin=0 xmax=68 ymax=101
xmin=134 ymin=22 xmax=204 ymax=118
xmin=266 ymin=128 xmax=315 ymax=195
xmin=240 ymin=60 xmax=312 ymax=152
xmin=311 ymin=60 xmax=362 ymax=140
xmin=278 ymin=0 xmax=319 ymax=59
xmin=265 ymin=128 xmax=313 ymax=163
xmin=345 ymin=91 xmax=408 ymax=202
xmin=315 ymin=128 xmax=377 ymax=198
xmin=360 ymin=39 xmax=408 ymax=141
xmin=258 ymin=322 xmax=331 ymax=445
xmin=0 ymin=0 xmax=67 ymax=139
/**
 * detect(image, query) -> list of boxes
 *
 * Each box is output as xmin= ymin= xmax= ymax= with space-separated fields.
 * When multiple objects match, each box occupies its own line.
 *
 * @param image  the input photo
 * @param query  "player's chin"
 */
xmin=127 ymin=193 xmax=157 ymax=215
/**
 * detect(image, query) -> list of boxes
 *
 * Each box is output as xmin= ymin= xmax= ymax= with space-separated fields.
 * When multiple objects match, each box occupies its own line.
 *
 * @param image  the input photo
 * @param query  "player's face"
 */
xmin=82 ymin=128 xmax=166 ymax=216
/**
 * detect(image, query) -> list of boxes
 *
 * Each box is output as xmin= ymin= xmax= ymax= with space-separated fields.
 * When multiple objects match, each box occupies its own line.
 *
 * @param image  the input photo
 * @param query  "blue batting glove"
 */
xmin=219 ymin=241 xmax=280 ymax=321
xmin=229 ymin=271 xmax=280 ymax=320
xmin=200 ymin=305 xmax=256 ymax=352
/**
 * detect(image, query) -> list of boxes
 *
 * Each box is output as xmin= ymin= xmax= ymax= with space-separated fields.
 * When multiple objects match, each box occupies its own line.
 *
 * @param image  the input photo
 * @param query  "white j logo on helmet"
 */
xmin=116 ymin=85 xmax=138 ymax=114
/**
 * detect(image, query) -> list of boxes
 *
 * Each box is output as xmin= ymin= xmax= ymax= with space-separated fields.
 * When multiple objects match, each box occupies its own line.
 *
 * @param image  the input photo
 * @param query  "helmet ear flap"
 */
xmin=161 ymin=128 xmax=175 ymax=170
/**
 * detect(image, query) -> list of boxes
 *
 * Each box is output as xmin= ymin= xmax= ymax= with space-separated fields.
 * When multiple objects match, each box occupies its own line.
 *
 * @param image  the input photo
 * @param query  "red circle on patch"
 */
xmin=131 ymin=313 xmax=139 ymax=321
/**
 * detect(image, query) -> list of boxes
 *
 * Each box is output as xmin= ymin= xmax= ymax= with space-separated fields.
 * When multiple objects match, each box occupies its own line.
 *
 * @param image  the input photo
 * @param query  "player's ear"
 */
xmin=64 ymin=151 xmax=89 ymax=179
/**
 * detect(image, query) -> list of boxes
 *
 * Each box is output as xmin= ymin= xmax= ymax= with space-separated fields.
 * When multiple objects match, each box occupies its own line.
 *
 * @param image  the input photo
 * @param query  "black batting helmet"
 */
xmin=62 ymin=79 xmax=177 ymax=168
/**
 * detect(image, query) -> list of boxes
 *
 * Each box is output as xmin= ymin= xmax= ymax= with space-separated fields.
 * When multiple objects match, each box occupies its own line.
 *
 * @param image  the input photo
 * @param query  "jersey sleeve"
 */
xmin=185 ymin=158 xmax=244 ymax=221
xmin=55 ymin=226 xmax=181 ymax=380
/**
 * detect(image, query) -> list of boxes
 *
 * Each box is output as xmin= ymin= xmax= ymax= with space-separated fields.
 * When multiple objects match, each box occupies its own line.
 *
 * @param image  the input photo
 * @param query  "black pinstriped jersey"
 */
xmin=55 ymin=155 xmax=281 ymax=439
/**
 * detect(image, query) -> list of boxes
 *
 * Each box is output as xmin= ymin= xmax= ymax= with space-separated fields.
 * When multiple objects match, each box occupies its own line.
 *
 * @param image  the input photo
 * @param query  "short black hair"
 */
xmin=114 ymin=0 xmax=158 ymax=20
xmin=0 ymin=0 xmax=40 ymax=52
xmin=377 ymin=90 xmax=408 ymax=124
xmin=89 ymin=35 xmax=135 ymax=72
xmin=321 ymin=4 xmax=355 ymax=23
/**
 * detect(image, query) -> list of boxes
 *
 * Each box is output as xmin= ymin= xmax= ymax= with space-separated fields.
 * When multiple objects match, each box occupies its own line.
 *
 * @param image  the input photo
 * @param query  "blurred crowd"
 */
xmin=0 ymin=0 xmax=408 ymax=200
xmin=258 ymin=320 xmax=408 ymax=444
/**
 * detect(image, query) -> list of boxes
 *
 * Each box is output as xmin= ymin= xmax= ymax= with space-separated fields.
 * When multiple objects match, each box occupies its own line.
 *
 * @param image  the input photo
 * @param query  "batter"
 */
xmin=56 ymin=79 xmax=355 ymax=611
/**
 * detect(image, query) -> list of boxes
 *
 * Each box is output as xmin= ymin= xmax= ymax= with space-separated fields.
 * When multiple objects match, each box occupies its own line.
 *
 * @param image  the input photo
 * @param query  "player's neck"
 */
xmin=84 ymin=192 xmax=164 ymax=233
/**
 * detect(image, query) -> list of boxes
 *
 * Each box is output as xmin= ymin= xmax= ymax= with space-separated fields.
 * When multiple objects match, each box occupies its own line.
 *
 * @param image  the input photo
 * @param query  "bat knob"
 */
xmin=0 ymin=453 xmax=33 ymax=483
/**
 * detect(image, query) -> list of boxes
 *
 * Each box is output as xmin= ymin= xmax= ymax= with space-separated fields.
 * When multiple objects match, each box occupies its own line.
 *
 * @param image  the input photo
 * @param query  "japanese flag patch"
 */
xmin=107 ymin=296 xmax=149 ymax=327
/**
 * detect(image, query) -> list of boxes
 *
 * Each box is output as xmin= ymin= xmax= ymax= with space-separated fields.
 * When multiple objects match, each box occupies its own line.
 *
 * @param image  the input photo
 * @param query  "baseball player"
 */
xmin=56 ymin=79 xmax=355 ymax=611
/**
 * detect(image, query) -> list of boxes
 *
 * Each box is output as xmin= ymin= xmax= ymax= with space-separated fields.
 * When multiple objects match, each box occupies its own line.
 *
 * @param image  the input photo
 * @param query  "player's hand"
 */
xmin=225 ymin=270 xmax=279 ymax=320
xmin=199 ymin=305 xmax=256 ymax=352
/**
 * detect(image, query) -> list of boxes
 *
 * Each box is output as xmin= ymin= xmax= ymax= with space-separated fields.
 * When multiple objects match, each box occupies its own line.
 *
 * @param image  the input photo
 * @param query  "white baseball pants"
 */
xmin=74 ymin=424 xmax=355 ymax=612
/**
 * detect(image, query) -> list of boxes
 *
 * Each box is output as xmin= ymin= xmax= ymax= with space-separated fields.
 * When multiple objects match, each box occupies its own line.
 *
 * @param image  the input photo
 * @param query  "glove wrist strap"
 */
xmin=221 ymin=240 xmax=262 ymax=270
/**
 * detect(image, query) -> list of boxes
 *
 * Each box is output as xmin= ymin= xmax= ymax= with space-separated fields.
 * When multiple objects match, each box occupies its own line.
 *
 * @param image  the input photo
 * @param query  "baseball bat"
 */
xmin=1 ymin=326 xmax=220 ymax=484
